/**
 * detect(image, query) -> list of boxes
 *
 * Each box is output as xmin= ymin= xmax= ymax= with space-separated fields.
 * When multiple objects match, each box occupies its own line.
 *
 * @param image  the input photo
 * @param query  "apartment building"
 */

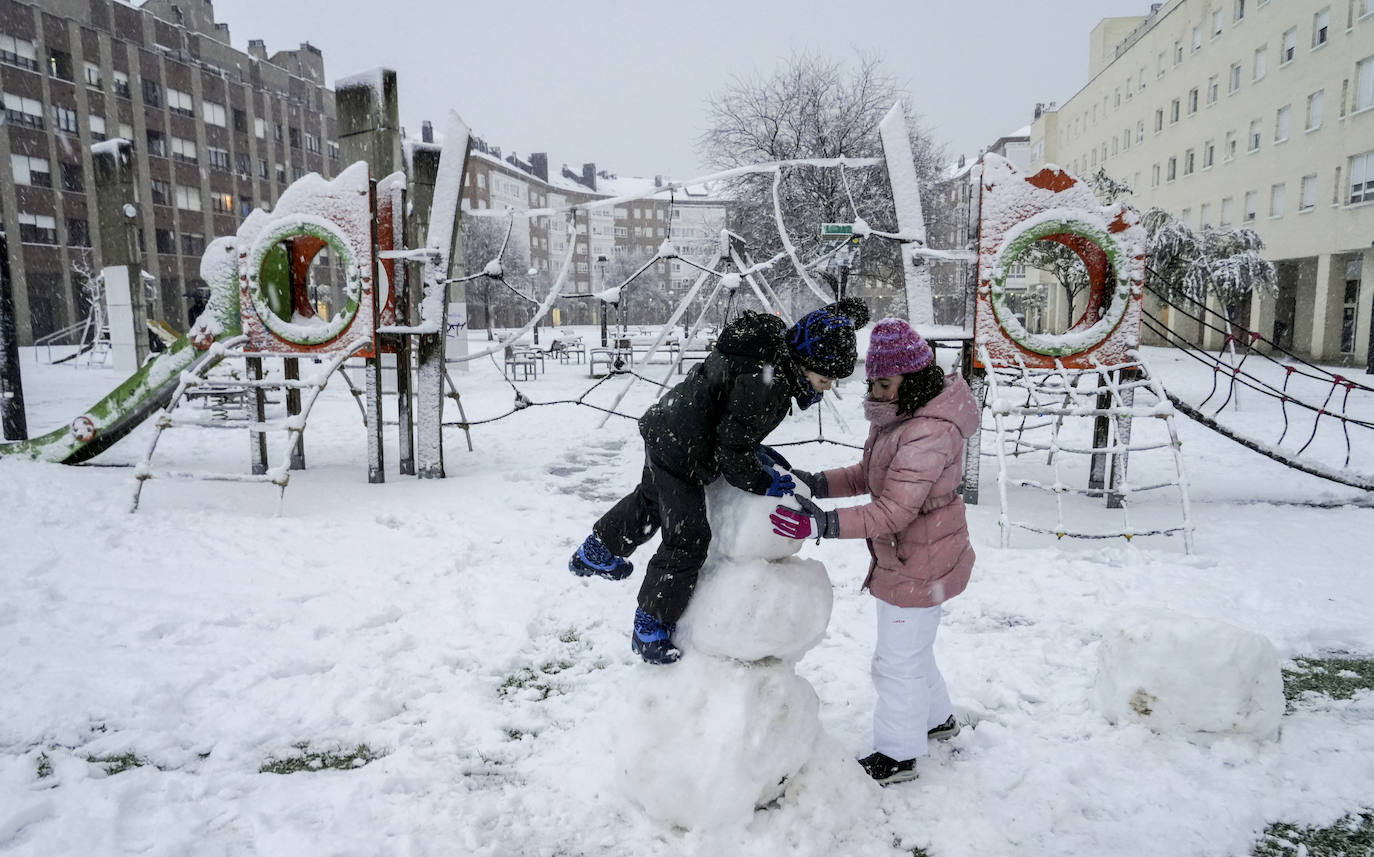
xmin=1030 ymin=0 xmax=1374 ymax=366
xmin=459 ymin=142 xmax=731 ymax=326
xmin=1 ymin=0 xmax=339 ymax=345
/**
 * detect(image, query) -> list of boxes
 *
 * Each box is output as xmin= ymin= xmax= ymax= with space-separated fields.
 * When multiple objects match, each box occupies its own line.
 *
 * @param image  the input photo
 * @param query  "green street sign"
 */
xmin=819 ymin=223 xmax=853 ymax=239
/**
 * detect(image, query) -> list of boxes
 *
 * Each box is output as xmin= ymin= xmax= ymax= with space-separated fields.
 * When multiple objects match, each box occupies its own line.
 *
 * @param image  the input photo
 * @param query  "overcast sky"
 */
xmin=210 ymin=0 xmax=1152 ymax=180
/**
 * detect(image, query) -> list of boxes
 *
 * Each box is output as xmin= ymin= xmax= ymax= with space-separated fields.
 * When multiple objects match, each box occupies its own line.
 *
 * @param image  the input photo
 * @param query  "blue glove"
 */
xmin=757 ymin=445 xmax=793 ymax=471
xmin=764 ymin=467 xmax=796 ymax=497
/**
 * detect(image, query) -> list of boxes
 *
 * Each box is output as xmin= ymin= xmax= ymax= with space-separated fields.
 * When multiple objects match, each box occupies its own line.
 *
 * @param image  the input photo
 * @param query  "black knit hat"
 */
xmin=786 ymin=297 xmax=871 ymax=379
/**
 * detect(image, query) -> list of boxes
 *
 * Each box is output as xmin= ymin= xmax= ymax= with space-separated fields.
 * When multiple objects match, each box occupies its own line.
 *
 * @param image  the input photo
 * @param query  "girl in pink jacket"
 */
xmin=771 ymin=318 xmax=980 ymax=785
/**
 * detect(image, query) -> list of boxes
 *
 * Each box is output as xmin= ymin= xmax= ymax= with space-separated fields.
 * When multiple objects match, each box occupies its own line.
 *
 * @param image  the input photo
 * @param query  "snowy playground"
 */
xmin=2 ymin=327 xmax=1373 ymax=856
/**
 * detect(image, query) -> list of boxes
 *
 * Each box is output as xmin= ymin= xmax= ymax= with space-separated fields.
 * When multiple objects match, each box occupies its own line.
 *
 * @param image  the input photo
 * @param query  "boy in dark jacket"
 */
xmin=569 ymin=297 xmax=870 ymax=663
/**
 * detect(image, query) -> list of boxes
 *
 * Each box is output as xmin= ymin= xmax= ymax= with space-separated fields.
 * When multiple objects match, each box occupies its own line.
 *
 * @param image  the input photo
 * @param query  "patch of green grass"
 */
xmin=36 ymin=752 xmax=51 ymax=779
xmin=498 ymin=660 xmax=574 ymax=701
xmin=1283 ymin=656 xmax=1374 ymax=709
xmin=1253 ymin=810 xmax=1374 ymax=856
xmin=86 ymin=752 xmax=151 ymax=775
xmin=259 ymin=742 xmax=382 ymax=775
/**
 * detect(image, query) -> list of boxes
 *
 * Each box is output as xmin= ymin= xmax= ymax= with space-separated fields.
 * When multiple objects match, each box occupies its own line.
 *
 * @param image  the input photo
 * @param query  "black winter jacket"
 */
xmin=639 ymin=312 xmax=810 ymax=493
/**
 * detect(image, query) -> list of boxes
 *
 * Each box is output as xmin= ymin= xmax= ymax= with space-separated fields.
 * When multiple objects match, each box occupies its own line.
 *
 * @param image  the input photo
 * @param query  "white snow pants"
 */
xmin=872 ymin=600 xmax=953 ymax=761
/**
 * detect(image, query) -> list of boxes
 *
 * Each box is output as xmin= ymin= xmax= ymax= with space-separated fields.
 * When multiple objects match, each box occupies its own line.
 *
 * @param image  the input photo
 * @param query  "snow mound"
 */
xmin=676 ymin=555 xmax=831 ymax=662
xmin=1095 ymin=610 xmax=1283 ymax=739
xmin=618 ymin=656 xmax=821 ymax=829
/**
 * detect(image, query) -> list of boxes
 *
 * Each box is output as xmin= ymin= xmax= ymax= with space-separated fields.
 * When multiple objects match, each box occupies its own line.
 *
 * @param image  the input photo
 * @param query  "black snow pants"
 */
xmin=592 ymin=448 xmax=711 ymax=626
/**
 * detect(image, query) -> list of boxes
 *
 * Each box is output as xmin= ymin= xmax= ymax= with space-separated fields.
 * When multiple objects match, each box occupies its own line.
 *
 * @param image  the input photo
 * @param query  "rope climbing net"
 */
xmin=1141 ymin=279 xmax=1374 ymax=491
xmin=979 ymin=343 xmax=1194 ymax=552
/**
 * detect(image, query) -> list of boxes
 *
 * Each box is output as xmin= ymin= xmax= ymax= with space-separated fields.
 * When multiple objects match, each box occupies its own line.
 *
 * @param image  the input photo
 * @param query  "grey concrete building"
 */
xmin=1 ymin=0 xmax=340 ymax=344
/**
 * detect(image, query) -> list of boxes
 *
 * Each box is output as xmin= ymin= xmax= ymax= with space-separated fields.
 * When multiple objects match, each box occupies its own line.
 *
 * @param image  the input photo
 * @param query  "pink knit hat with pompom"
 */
xmin=865 ymin=318 xmax=934 ymax=378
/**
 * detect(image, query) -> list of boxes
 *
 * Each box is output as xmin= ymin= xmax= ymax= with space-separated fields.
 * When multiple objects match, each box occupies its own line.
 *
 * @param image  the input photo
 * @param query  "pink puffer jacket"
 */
xmin=821 ymin=373 xmax=980 ymax=608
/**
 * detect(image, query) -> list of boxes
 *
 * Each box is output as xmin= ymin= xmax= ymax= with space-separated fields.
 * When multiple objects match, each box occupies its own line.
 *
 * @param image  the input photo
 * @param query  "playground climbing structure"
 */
xmin=970 ymin=154 xmax=1194 ymax=551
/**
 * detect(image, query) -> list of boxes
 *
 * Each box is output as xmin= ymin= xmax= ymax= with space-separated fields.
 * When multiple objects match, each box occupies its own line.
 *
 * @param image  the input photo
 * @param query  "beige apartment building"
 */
xmin=1030 ymin=0 xmax=1374 ymax=368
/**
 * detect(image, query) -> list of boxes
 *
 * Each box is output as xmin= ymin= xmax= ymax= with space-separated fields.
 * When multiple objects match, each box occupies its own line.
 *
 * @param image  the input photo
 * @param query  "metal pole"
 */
xmin=0 ymin=232 xmax=28 ymax=440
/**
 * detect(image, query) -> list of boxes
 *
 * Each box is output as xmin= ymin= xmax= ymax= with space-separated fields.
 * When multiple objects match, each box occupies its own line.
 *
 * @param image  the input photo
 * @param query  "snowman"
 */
xmin=616 ymin=474 xmax=841 ymax=829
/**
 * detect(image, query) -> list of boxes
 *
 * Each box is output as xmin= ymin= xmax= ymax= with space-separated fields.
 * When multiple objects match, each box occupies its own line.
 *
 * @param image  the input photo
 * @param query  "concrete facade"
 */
xmin=1030 ymin=0 xmax=1374 ymax=368
xmin=0 ymin=0 xmax=339 ymax=344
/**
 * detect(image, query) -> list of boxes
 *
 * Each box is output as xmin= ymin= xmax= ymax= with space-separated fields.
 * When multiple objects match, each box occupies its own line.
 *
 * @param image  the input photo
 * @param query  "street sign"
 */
xmin=819 ymin=222 xmax=853 ymax=239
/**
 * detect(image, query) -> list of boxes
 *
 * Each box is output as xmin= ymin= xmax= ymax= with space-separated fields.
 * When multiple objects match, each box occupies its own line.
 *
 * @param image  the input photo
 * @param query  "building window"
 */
xmin=167 ymin=88 xmax=193 ymax=116
xmin=1349 ymin=150 xmax=1374 ymax=203
xmin=60 ymin=162 xmax=83 ymax=191
xmin=207 ymin=146 xmax=230 ymax=171
xmin=1244 ymin=190 xmax=1258 ymax=221
xmin=1270 ymin=182 xmax=1286 ymax=216
xmin=46 ymin=49 xmax=73 ymax=81
xmin=1180 ymin=207 xmax=1192 ymax=226
xmin=233 ymin=108 xmax=247 ymax=133
xmin=84 ymin=61 xmax=101 ymax=87
xmin=258 ymin=158 xmax=268 ymax=178
xmin=174 ymin=184 xmax=200 ymax=211
xmin=275 ymin=162 xmax=285 ymax=184
xmin=1248 ymin=118 xmax=1262 ymax=151
xmin=1208 ymin=74 xmax=1219 ymax=104
xmin=150 ymin=178 xmax=171 ymax=205
xmin=288 ymin=126 xmax=301 ymax=148
xmin=1229 ymin=62 xmax=1242 ymax=92
xmin=0 ymin=34 xmax=39 ymax=70
xmin=255 ymin=117 xmax=266 ymax=138
xmin=88 ymin=114 xmax=106 ymax=140
xmin=1170 ymin=98 xmax=1180 ymax=122
xmin=1281 ymin=28 xmax=1297 ymax=63
xmin=1356 ymin=56 xmax=1373 ymax=112
xmin=51 ymin=105 xmax=77 ymax=133
xmin=1200 ymin=203 xmax=1213 ymax=226
xmin=17 ymin=212 xmax=57 ymax=244
xmin=142 ymin=79 xmax=161 ymax=106
xmin=1175 ymin=40 xmax=1184 ymax=64
xmin=1341 ymin=259 xmax=1362 ymax=353
xmin=202 ymin=100 xmax=227 ymax=127
xmin=238 ymin=195 xmax=254 ymax=217
xmin=1204 ymin=139 xmax=1216 ymax=167
xmin=1137 ymin=120 xmax=1145 ymax=142
xmin=1192 ymin=25 xmax=1202 ymax=51
xmin=235 ymin=152 xmax=250 ymax=175
xmin=67 ymin=218 xmax=91 ymax=247
xmin=1275 ymin=105 xmax=1292 ymax=141
xmin=1158 ymin=51 xmax=1167 ymax=77
xmin=112 ymin=70 xmax=129 ymax=98
xmin=1220 ymin=197 xmax=1235 ymax=226
xmin=273 ymin=122 xmax=283 ymax=142
xmin=1154 ymin=109 xmax=1164 ymax=132
xmin=328 ymin=141 xmax=339 ymax=160
xmin=305 ymin=132 xmax=320 ymax=153
xmin=2 ymin=92 xmax=44 ymax=128
xmin=1299 ymin=173 xmax=1318 ymax=210
xmin=1235 ymin=0 xmax=1246 ymax=19
xmin=1212 ymin=8 xmax=1224 ymax=35
xmin=181 ymin=232 xmax=205 ymax=255
xmin=1167 ymin=156 xmax=1177 ymax=181
xmin=1189 ymin=87 xmax=1199 ymax=113
xmin=1305 ymin=90 xmax=1324 ymax=130
xmin=1225 ymin=130 xmax=1237 ymax=160
xmin=171 ymin=136 xmax=197 ymax=164
xmin=1312 ymin=7 xmax=1330 ymax=46
xmin=1184 ymin=149 xmax=1196 ymax=174
xmin=10 ymin=153 xmax=50 ymax=186
xmin=155 ymin=228 xmax=176 ymax=254
xmin=211 ymin=192 xmax=232 ymax=213
xmin=1254 ymin=46 xmax=1267 ymax=80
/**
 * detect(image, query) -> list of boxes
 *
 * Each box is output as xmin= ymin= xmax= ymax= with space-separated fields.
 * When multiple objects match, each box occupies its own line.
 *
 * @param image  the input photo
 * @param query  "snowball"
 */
xmin=1096 ymin=610 xmax=1283 ymax=740
xmin=676 ymin=555 xmax=832 ymax=663
xmin=617 ymin=657 xmax=821 ymax=829
xmin=705 ymin=475 xmax=811 ymax=562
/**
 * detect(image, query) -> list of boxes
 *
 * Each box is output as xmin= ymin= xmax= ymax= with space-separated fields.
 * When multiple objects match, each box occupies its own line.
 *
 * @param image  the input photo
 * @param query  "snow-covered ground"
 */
xmin=2 ymin=331 xmax=1372 ymax=857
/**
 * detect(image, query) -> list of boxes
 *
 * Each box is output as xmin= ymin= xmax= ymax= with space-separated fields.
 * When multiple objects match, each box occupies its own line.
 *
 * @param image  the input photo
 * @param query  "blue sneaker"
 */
xmin=631 ymin=608 xmax=681 ymax=664
xmin=569 ymin=534 xmax=633 ymax=580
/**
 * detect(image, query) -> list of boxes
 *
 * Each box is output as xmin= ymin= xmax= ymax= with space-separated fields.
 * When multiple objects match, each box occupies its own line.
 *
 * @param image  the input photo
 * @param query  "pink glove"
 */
xmin=770 ymin=495 xmax=837 ymax=541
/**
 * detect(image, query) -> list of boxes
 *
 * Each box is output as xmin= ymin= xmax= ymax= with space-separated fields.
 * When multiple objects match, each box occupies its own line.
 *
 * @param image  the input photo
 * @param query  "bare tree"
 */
xmin=460 ymin=215 xmax=533 ymax=337
xmin=698 ymin=50 xmax=947 ymax=310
